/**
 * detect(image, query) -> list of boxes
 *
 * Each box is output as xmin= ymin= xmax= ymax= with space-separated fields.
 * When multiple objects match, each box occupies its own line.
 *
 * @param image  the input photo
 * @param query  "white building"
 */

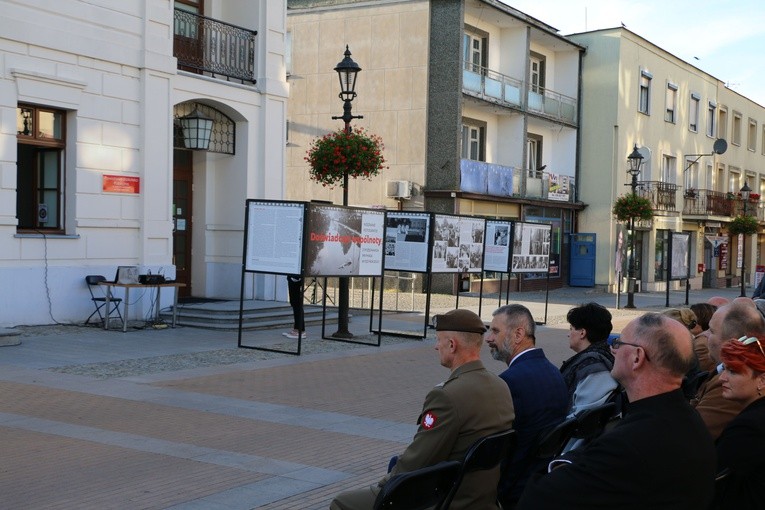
xmin=1 ymin=0 xmax=288 ymax=326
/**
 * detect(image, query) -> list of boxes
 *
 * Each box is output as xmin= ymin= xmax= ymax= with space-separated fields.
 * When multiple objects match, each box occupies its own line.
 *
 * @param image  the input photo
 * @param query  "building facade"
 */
xmin=1 ymin=0 xmax=288 ymax=326
xmin=572 ymin=28 xmax=765 ymax=292
xmin=286 ymin=0 xmax=584 ymax=293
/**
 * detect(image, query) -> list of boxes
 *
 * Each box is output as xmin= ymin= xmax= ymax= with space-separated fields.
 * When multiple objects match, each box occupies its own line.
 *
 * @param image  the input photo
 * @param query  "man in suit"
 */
xmin=330 ymin=309 xmax=514 ymax=510
xmin=485 ymin=304 xmax=569 ymax=509
xmin=516 ymin=313 xmax=716 ymax=509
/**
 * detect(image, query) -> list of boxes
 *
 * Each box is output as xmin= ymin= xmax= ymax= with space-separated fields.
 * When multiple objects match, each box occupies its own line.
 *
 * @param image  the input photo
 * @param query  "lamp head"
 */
xmin=334 ymin=45 xmax=362 ymax=102
xmin=741 ymin=180 xmax=752 ymax=200
xmin=627 ymin=144 xmax=644 ymax=177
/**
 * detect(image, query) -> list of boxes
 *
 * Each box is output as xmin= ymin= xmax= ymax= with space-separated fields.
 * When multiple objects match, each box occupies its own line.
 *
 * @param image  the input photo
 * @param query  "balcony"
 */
xmin=461 ymin=61 xmax=577 ymax=126
xmin=173 ymin=9 xmax=257 ymax=84
xmin=459 ymin=159 xmax=575 ymax=202
xmin=635 ymin=181 xmax=678 ymax=213
xmin=682 ymin=189 xmax=737 ymax=218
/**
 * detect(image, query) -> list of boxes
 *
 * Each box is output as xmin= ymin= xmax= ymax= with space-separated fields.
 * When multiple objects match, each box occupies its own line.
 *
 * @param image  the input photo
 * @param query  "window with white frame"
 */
xmin=527 ymin=134 xmax=544 ymax=177
xmin=685 ymin=159 xmax=699 ymax=191
xmin=463 ymin=28 xmax=486 ymax=74
xmin=689 ymin=93 xmax=700 ymax=132
xmin=639 ymin=70 xmax=652 ymax=114
xmin=706 ymin=164 xmax=714 ymax=192
xmin=716 ymin=165 xmax=725 ymax=193
xmin=661 ymin=154 xmax=676 ymax=184
xmin=461 ymin=119 xmax=485 ymax=161
xmin=719 ymin=107 xmax=728 ymax=140
xmin=748 ymin=118 xmax=757 ymax=151
xmin=707 ymin=101 xmax=717 ymax=137
xmin=732 ymin=111 xmax=742 ymax=145
xmin=665 ymin=83 xmax=677 ymax=123
xmin=728 ymin=169 xmax=741 ymax=193
xmin=16 ymin=104 xmax=67 ymax=232
xmin=530 ymin=53 xmax=546 ymax=94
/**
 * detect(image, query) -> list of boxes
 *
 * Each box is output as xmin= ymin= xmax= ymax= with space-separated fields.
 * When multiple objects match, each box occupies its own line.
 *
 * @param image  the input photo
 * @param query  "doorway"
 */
xmin=173 ymin=149 xmax=193 ymax=297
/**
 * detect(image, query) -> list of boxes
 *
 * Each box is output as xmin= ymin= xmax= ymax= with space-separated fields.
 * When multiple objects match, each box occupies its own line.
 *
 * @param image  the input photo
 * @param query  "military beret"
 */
xmin=431 ymin=309 xmax=487 ymax=334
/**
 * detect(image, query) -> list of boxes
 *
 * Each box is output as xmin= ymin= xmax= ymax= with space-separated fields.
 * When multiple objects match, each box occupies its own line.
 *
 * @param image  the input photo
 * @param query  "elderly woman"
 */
xmin=712 ymin=335 xmax=765 ymax=508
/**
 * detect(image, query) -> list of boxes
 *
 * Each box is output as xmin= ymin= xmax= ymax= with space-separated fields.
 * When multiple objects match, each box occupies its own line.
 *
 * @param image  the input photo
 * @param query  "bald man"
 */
xmin=517 ymin=313 xmax=715 ymax=509
xmin=692 ymin=300 xmax=765 ymax=438
xmin=330 ymin=309 xmax=514 ymax=510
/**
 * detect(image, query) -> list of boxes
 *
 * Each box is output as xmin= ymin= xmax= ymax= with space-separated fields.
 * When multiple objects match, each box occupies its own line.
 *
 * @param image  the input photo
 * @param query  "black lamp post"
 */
xmin=740 ymin=180 xmax=751 ymax=297
xmin=331 ymin=45 xmax=363 ymax=338
xmin=625 ymin=144 xmax=644 ymax=309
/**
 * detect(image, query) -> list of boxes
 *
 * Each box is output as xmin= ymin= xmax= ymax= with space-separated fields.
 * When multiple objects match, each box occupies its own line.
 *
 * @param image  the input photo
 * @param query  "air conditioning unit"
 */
xmin=386 ymin=180 xmax=411 ymax=199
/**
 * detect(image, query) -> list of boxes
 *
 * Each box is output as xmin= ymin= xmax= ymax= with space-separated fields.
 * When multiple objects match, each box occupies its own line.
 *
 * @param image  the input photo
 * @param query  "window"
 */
xmin=729 ymin=170 xmax=741 ymax=193
xmin=732 ymin=111 xmax=742 ymax=146
xmin=748 ymin=118 xmax=757 ymax=151
xmin=689 ymin=93 xmax=700 ymax=132
xmin=707 ymin=101 xmax=717 ymax=137
xmin=762 ymin=125 xmax=765 ymax=155
xmin=460 ymin=119 xmax=485 ymax=161
xmin=463 ymin=28 xmax=486 ymax=73
xmin=285 ymin=31 xmax=292 ymax=77
xmin=655 ymin=229 xmax=668 ymax=281
xmin=638 ymin=70 xmax=652 ymax=114
xmin=705 ymin=164 xmax=714 ymax=191
xmin=685 ymin=159 xmax=699 ymax=189
xmin=718 ymin=107 xmax=728 ymax=140
xmin=661 ymin=154 xmax=676 ymax=184
xmin=527 ymin=134 xmax=544 ymax=177
xmin=716 ymin=165 xmax=725 ymax=193
xmin=16 ymin=104 xmax=66 ymax=232
xmin=530 ymin=52 xmax=546 ymax=94
xmin=665 ymin=83 xmax=677 ymax=123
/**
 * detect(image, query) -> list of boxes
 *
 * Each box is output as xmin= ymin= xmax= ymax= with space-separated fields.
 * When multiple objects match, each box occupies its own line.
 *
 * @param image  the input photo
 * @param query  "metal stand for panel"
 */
xmin=322 ymin=277 xmax=382 ymax=346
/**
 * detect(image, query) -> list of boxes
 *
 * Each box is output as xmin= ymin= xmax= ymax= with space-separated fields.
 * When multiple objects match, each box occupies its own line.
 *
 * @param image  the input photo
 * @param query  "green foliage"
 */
xmin=728 ymin=214 xmax=759 ymax=236
xmin=612 ymin=194 xmax=654 ymax=222
xmin=305 ymin=127 xmax=387 ymax=188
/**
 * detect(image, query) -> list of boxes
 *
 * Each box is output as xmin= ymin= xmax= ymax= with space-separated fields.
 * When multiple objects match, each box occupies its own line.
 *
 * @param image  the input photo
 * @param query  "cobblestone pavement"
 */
xmin=0 ymin=286 xmax=742 ymax=508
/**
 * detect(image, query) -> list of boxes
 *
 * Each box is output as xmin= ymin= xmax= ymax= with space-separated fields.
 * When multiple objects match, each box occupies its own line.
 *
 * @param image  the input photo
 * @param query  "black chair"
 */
xmin=535 ymin=416 xmax=579 ymax=458
xmin=373 ymin=460 xmax=461 ymax=510
xmin=85 ymin=275 xmax=123 ymax=325
xmin=536 ymin=402 xmax=619 ymax=458
xmin=437 ymin=429 xmax=517 ymax=510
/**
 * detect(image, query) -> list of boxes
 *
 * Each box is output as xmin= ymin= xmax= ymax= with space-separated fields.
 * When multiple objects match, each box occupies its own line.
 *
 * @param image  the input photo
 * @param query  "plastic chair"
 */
xmin=437 ymin=429 xmax=517 ymax=510
xmin=373 ymin=460 xmax=461 ymax=510
xmin=85 ymin=275 xmax=123 ymax=325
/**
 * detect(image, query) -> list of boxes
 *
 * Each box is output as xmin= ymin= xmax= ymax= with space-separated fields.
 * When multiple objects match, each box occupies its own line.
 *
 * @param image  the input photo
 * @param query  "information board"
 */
xmin=483 ymin=219 xmax=512 ymax=272
xmin=431 ymin=214 xmax=486 ymax=273
xmin=384 ymin=211 xmax=431 ymax=272
xmin=244 ymin=200 xmax=305 ymax=274
xmin=304 ymin=204 xmax=386 ymax=277
xmin=511 ymin=221 xmax=552 ymax=273
xmin=669 ymin=232 xmax=690 ymax=280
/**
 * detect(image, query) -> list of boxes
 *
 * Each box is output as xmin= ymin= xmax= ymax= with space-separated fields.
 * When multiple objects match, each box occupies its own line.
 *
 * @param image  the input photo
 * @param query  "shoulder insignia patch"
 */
xmin=422 ymin=411 xmax=437 ymax=429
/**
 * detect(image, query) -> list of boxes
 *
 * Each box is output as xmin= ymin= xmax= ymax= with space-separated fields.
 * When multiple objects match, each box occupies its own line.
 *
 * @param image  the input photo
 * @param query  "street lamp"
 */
xmin=625 ymin=144 xmax=644 ymax=309
xmin=740 ymin=180 xmax=751 ymax=297
xmin=331 ymin=45 xmax=363 ymax=339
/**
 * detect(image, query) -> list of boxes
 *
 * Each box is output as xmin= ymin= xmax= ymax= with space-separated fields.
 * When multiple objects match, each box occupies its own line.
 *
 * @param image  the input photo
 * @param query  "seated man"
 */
xmin=330 ymin=309 xmax=515 ymax=510
xmin=485 ymin=304 xmax=569 ymax=508
xmin=517 ymin=313 xmax=716 ymax=509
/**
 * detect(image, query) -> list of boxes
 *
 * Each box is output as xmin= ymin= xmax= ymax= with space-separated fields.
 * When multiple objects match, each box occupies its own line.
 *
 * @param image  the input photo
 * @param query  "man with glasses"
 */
xmin=692 ymin=300 xmax=765 ymax=438
xmin=516 ymin=313 xmax=715 ymax=509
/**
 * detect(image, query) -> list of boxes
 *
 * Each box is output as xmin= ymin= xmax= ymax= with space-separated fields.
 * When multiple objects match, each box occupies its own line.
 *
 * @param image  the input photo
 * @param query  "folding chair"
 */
xmin=437 ymin=429 xmax=517 ymax=510
xmin=85 ymin=275 xmax=123 ymax=325
xmin=373 ymin=460 xmax=461 ymax=510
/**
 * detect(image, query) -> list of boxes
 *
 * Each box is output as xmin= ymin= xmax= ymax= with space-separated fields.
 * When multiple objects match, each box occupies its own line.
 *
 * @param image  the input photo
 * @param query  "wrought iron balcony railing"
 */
xmin=682 ymin=189 xmax=737 ymax=217
xmin=173 ymin=9 xmax=257 ymax=84
xmin=635 ymin=181 xmax=678 ymax=213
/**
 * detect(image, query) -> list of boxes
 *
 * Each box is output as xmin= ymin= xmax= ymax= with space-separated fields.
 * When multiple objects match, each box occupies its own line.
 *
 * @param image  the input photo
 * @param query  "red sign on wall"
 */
xmin=103 ymin=175 xmax=140 ymax=194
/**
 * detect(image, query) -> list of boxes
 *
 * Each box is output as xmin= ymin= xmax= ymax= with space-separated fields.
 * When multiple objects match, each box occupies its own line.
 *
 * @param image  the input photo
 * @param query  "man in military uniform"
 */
xmin=330 ymin=309 xmax=515 ymax=510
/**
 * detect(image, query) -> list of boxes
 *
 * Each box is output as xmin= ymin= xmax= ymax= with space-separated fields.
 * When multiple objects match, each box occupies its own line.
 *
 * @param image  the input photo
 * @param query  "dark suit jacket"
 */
xmin=713 ymin=396 xmax=765 ymax=508
xmin=497 ymin=348 xmax=569 ymax=506
xmin=516 ymin=389 xmax=716 ymax=510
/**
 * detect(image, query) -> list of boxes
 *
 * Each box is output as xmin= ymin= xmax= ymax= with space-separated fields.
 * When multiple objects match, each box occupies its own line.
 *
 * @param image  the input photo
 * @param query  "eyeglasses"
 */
xmin=737 ymin=336 xmax=765 ymax=358
xmin=607 ymin=336 xmax=651 ymax=361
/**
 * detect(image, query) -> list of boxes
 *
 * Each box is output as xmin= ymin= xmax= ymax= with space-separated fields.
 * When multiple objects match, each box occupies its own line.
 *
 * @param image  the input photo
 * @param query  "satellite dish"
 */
xmin=713 ymin=138 xmax=728 ymax=155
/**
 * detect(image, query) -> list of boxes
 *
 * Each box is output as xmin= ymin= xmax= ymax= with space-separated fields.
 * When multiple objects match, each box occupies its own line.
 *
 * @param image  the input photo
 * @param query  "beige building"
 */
xmin=287 ymin=0 xmax=584 ymax=292
xmin=572 ymin=27 xmax=765 ymax=292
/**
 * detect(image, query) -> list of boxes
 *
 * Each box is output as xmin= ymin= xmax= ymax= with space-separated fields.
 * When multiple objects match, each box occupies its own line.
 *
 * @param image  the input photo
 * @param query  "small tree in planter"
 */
xmin=304 ymin=127 xmax=387 ymax=188
xmin=612 ymin=194 xmax=654 ymax=223
xmin=728 ymin=214 xmax=759 ymax=236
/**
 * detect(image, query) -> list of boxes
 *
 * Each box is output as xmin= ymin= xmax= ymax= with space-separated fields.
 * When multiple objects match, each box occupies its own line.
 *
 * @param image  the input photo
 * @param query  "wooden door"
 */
xmin=173 ymin=149 xmax=193 ymax=297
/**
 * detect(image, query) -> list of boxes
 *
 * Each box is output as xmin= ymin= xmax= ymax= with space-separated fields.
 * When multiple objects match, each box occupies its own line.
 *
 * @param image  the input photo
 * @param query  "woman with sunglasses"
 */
xmin=712 ymin=335 xmax=765 ymax=508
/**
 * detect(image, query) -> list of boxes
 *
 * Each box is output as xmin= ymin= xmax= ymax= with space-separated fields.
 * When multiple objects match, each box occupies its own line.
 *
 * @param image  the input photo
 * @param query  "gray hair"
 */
xmin=493 ymin=304 xmax=536 ymax=343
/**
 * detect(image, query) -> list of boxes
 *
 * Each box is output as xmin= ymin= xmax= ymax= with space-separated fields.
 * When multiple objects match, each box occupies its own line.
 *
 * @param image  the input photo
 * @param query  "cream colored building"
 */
xmin=572 ymin=27 xmax=765 ymax=292
xmin=1 ymin=0 xmax=288 ymax=326
xmin=287 ymin=0 xmax=584 ymax=292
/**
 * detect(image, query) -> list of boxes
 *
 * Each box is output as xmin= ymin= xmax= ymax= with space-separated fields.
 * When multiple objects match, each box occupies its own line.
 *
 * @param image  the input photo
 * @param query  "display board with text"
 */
xmin=511 ymin=221 xmax=552 ymax=273
xmin=244 ymin=200 xmax=306 ymax=275
xmin=483 ymin=219 xmax=512 ymax=272
xmin=383 ymin=211 xmax=432 ymax=272
xmin=431 ymin=214 xmax=486 ymax=273
xmin=669 ymin=232 xmax=690 ymax=280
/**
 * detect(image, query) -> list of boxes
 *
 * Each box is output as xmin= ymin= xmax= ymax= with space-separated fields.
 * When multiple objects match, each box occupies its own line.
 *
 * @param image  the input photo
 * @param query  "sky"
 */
xmin=500 ymin=0 xmax=765 ymax=106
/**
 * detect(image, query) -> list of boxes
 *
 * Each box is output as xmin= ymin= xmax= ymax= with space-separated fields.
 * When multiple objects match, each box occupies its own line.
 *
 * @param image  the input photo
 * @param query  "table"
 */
xmin=99 ymin=282 xmax=185 ymax=332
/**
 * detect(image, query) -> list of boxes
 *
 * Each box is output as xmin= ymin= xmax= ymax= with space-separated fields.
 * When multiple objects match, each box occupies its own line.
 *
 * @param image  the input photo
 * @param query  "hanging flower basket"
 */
xmin=612 ymin=194 xmax=654 ymax=222
xmin=728 ymin=214 xmax=759 ymax=236
xmin=305 ymin=127 xmax=387 ymax=188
